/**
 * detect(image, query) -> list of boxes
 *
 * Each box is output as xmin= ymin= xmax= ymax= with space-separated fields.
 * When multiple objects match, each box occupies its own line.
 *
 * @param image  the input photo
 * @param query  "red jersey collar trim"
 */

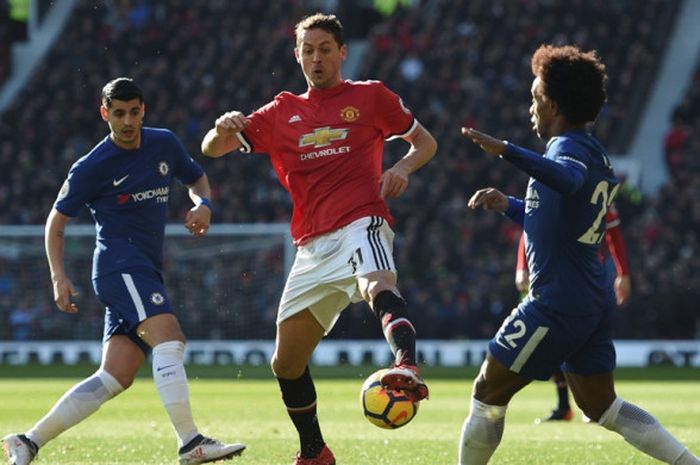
xmin=306 ymin=80 xmax=349 ymax=100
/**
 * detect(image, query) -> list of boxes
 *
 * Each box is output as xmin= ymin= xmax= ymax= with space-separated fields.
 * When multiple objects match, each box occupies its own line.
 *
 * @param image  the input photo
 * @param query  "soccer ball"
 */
xmin=360 ymin=368 xmax=418 ymax=429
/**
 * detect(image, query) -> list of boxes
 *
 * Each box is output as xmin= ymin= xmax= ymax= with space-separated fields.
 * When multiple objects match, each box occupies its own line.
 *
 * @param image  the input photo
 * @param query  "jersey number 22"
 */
xmin=578 ymin=180 xmax=619 ymax=245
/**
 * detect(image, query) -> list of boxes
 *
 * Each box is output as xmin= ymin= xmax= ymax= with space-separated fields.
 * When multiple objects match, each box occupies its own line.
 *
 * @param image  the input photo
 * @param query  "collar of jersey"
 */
xmin=307 ymin=80 xmax=349 ymax=101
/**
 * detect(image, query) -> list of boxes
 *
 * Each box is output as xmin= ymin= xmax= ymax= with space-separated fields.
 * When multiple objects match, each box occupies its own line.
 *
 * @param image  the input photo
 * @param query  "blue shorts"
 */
xmin=92 ymin=267 xmax=173 ymax=354
xmin=488 ymin=298 xmax=616 ymax=380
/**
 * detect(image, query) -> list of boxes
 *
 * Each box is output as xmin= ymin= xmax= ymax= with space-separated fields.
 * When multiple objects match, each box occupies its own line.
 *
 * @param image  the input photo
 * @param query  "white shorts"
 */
xmin=278 ymin=216 xmax=396 ymax=332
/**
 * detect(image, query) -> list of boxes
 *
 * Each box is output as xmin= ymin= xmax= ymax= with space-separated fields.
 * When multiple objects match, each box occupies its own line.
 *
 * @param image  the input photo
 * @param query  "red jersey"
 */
xmin=237 ymin=80 xmax=416 ymax=245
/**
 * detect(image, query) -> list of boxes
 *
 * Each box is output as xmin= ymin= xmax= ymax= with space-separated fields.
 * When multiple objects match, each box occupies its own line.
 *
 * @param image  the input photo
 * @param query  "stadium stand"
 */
xmin=0 ymin=2 xmax=9 ymax=84
xmin=614 ymin=60 xmax=700 ymax=339
xmin=0 ymin=0 xmax=695 ymax=342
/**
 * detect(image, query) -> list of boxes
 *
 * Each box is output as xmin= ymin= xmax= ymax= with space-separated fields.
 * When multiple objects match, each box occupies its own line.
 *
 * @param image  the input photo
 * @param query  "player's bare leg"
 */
xmin=2 ymin=336 xmax=135 ymax=465
xmin=360 ymin=271 xmax=429 ymax=402
xmin=272 ymin=310 xmax=335 ymax=465
xmin=567 ymin=372 xmax=700 ymax=465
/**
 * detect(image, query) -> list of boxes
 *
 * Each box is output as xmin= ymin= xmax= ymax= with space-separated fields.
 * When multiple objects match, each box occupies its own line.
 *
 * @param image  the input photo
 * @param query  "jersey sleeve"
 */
xmin=504 ymin=196 xmax=524 ymax=225
xmin=516 ymin=232 xmax=527 ymax=272
xmin=53 ymin=160 xmax=98 ymax=217
xmin=604 ymin=207 xmax=630 ymax=275
xmin=237 ymin=99 xmax=278 ymax=154
xmin=169 ymin=131 xmax=204 ymax=184
xmin=504 ymin=141 xmax=586 ymax=194
xmin=373 ymin=83 xmax=417 ymax=140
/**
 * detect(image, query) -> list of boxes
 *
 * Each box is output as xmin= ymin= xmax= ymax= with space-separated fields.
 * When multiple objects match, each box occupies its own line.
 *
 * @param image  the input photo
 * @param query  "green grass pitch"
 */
xmin=1 ymin=366 xmax=698 ymax=464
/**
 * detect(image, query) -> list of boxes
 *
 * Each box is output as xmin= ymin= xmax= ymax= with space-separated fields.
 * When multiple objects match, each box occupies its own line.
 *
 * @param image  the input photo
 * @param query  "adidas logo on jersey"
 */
xmin=288 ymin=115 xmax=302 ymax=123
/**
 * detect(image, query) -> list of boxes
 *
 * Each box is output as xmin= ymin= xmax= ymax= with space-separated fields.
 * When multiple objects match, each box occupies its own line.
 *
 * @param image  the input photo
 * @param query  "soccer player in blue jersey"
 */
xmin=458 ymin=45 xmax=699 ymax=465
xmin=2 ymin=78 xmax=245 ymax=465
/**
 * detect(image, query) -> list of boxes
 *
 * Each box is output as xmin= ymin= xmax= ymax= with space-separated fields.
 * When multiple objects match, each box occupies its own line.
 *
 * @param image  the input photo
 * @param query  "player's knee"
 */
xmin=578 ymin=404 xmax=602 ymax=423
xmin=271 ymin=353 xmax=306 ymax=379
xmin=574 ymin=390 xmax=615 ymax=422
xmin=109 ymin=372 xmax=135 ymax=390
xmin=472 ymin=374 xmax=507 ymax=405
xmin=360 ymin=272 xmax=397 ymax=303
xmin=472 ymin=375 xmax=490 ymax=402
xmin=94 ymin=368 xmax=128 ymax=396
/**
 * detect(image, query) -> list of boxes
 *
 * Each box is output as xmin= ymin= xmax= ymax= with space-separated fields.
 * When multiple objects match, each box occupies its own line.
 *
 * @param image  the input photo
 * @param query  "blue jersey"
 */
xmin=54 ymin=127 xmax=204 ymax=279
xmin=503 ymin=130 xmax=618 ymax=315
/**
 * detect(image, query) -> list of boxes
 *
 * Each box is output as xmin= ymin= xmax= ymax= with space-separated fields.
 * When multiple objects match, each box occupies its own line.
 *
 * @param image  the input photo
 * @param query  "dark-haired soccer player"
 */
xmin=459 ymin=45 xmax=699 ymax=465
xmin=2 ymin=78 xmax=245 ymax=465
xmin=202 ymin=13 xmax=437 ymax=465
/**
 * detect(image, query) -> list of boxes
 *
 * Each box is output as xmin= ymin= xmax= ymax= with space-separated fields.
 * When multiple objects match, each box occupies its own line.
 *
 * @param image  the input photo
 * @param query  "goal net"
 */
xmin=0 ymin=224 xmax=293 ymax=341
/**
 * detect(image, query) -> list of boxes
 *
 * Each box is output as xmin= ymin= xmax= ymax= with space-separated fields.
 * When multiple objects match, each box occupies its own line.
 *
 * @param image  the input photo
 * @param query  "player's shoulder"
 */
xmin=550 ymin=131 xmax=607 ymax=161
xmin=265 ymin=91 xmax=302 ymax=111
xmin=346 ymin=79 xmax=384 ymax=88
xmin=73 ymin=136 xmax=112 ymax=168
xmin=273 ymin=90 xmax=301 ymax=102
xmin=142 ymin=126 xmax=177 ymax=142
xmin=345 ymin=79 xmax=393 ymax=95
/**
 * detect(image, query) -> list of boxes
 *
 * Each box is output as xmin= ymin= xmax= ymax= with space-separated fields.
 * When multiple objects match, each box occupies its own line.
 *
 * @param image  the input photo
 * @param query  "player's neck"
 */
xmin=110 ymin=132 xmax=142 ymax=150
xmin=551 ymin=119 xmax=587 ymax=137
xmin=308 ymin=77 xmax=344 ymax=92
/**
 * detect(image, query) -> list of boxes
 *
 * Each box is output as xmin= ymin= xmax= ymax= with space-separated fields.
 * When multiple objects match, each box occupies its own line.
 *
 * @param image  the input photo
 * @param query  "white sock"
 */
xmin=599 ymin=396 xmax=700 ymax=464
xmin=152 ymin=341 xmax=198 ymax=447
xmin=26 ymin=369 xmax=123 ymax=447
xmin=458 ymin=397 xmax=507 ymax=465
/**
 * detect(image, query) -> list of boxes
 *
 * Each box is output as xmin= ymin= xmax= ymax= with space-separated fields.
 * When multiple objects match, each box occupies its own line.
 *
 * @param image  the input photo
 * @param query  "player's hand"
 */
xmin=214 ymin=111 xmax=250 ymax=136
xmin=185 ymin=204 xmax=211 ymax=236
xmin=52 ymin=276 xmax=79 ymax=313
xmin=614 ymin=274 xmax=631 ymax=306
xmin=468 ymin=187 xmax=509 ymax=212
xmin=380 ymin=166 xmax=410 ymax=198
xmin=461 ymin=127 xmax=507 ymax=156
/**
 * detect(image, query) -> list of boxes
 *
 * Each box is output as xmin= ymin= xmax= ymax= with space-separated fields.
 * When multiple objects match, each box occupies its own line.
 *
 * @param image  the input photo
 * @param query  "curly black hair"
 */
xmin=531 ymin=45 xmax=607 ymax=125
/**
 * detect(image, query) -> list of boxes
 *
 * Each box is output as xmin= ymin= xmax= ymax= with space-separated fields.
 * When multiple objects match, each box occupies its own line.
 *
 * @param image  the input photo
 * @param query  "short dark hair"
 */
xmin=531 ymin=45 xmax=607 ymax=125
xmin=294 ymin=13 xmax=343 ymax=47
xmin=101 ymin=77 xmax=143 ymax=108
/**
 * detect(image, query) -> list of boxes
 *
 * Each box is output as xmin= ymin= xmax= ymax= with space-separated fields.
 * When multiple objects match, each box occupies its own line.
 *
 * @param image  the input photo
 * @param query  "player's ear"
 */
xmin=294 ymin=47 xmax=301 ymax=64
xmin=100 ymin=105 xmax=108 ymax=122
xmin=340 ymin=44 xmax=348 ymax=62
xmin=550 ymin=101 xmax=560 ymax=116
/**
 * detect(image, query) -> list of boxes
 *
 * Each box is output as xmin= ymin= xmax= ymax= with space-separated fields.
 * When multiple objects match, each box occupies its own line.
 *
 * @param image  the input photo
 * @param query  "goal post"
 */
xmin=0 ymin=223 xmax=293 ymax=341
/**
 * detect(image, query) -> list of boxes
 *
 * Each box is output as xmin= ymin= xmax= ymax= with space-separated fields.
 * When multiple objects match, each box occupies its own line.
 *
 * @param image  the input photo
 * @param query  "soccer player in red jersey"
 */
xmin=201 ymin=13 xmax=437 ymax=465
xmin=515 ymin=204 xmax=632 ymax=422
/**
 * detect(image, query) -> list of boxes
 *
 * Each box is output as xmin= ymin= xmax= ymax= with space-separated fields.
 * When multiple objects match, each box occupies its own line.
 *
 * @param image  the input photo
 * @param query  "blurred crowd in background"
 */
xmin=0 ymin=0 xmax=698 ymax=342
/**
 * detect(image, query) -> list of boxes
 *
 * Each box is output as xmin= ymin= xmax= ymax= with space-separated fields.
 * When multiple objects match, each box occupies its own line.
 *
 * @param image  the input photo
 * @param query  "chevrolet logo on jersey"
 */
xmin=299 ymin=127 xmax=348 ymax=148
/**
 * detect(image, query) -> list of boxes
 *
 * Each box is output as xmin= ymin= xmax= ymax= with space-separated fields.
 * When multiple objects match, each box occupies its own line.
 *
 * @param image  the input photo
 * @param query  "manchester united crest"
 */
xmin=340 ymin=106 xmax=360 ymax=122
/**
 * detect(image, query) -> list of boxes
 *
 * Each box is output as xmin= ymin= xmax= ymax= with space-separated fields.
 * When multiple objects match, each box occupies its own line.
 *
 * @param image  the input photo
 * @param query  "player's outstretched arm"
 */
xmin=605 ymin=212 xmax=632 ymax=306
xmin=45 ymin=208 xmax=80 ymax=313
xmin=380 ymin=123 xmax=437 ymax=198
xmin=461 ymin=127 xmax=507 ymax=156
xmin=515 ymin=233 xmax=529 ymax=293
xmin=184 ymin=174 xmax=212 ymax=236
xmin=201 ymin=110 xmax=249 ymax=157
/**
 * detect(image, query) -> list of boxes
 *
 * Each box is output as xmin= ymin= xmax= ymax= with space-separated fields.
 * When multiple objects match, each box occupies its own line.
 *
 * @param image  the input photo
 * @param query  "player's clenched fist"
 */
xmin=380 ymin=166 xmax=409 ymax=198
xmin=468 ymin=187 xmax=508 ymax=212
xmin=215 ymin=111 xmax=250 ymax=135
